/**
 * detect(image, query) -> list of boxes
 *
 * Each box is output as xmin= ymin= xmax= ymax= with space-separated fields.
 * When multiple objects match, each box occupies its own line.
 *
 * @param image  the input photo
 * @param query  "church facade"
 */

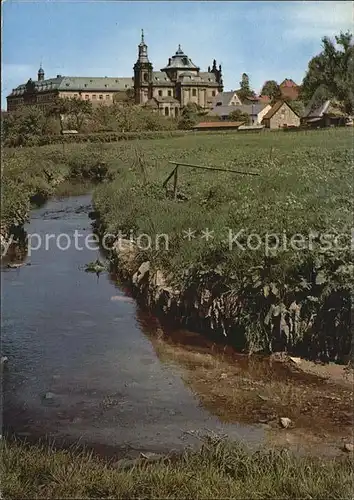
xmin=6 ymin=31 xmax=223 ymax=116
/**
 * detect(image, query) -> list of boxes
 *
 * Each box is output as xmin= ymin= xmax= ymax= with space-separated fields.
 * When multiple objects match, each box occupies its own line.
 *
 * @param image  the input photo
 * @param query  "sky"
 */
xmin=2 ymin=0 xmax=353 ymax=109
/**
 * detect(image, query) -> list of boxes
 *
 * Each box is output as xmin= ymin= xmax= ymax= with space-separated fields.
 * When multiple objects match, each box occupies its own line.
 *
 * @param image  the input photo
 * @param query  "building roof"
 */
xmin=8 ymin=76 xmax=134 ymax=97
xmin=304 ymin=99 xmax=347 ymax=119
xmin=193 ymin=121 xmax=244 ymax=129
xmin=212 ymin=91 xmax=236 ymax=106
xmin=145 ymin=96 xmax=180 ymax=107
xmin=262 ymin=100 xmax=299 ymax=120
xmin=210 ymin=103 xmax=268 ymax=118
xmin=280 ymin=78 xmax=298 ymax=88
xmin=161 ymin=45 xmax=200 ymax=72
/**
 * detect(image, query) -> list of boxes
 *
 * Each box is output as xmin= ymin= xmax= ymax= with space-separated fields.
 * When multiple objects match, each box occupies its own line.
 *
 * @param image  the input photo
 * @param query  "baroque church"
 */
xmin=7 ymin=30 xmax=223 ymax=116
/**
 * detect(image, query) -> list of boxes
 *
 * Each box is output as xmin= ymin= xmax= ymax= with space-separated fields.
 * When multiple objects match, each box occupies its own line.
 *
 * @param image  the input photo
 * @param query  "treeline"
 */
xmin=2 ymin=99 xmax=216 ymax=147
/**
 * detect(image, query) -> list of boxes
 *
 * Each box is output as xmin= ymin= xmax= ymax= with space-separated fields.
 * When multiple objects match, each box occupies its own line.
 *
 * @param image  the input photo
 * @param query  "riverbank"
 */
xmin=92 ymin=128 xmax=353 ymax=361
xmin=2 ymin=436 xmax=353 ymax=499
xmin=1 ymin=144 xmax=115 ymax=257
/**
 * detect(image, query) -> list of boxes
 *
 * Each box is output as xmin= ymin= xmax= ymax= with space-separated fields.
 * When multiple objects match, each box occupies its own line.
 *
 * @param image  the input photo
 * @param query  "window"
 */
xmin=85 ymin=95 xmax=89 ymax=100
xmin=143 ymin=73 xmax=148 ymax=82
xmin=168 ymin=90 xmax=172 ymax=96
xmin=106 ymin=94 xmax=110 ymax=100
xmin=99 ymin=95 xmax=103 ymax=100
xmin=212 ymin=91 xmax=216 ymax=96
xmin=175 ymin=107 xmax=179 ymax=116
xmin=158 ymin=90 xmax=163 ymax=97
xmin=164 ymin=107 xmax=169 ymax=116
xmin=92 ymin=94 xmax=97 ymax=100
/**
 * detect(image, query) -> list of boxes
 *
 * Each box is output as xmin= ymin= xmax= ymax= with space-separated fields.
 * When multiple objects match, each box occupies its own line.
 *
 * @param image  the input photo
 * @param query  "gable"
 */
xmin=262 ymin=100 xmax=299 ymax=120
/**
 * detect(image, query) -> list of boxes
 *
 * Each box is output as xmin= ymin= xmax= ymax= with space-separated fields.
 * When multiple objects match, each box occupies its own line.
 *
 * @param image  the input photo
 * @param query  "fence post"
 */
xmin=173 ymin=165 xmax=179 ymax=199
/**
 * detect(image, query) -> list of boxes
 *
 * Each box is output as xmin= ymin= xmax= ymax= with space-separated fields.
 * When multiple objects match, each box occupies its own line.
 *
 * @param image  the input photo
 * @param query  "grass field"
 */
xmin=2 ymin=436 xmax=353 ymax=499
xmin=92 ymin=129 xmax=353 ymax=359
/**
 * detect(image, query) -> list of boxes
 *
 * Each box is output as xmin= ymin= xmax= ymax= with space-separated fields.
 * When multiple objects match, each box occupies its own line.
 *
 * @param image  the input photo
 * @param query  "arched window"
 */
xmin=164 ymin=107 xmax=169 ymax=116
xmin=143 ymin=73 xmax=149 ymax=82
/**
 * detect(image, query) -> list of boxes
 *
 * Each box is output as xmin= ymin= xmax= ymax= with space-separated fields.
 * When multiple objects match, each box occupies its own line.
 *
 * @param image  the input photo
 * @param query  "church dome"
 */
xmin=161 ymin=45 xmax=200 ymax=72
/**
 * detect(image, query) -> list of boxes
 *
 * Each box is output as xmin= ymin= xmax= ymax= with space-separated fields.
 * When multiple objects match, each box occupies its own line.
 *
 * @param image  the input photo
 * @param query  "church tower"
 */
xmin=38 ymin=64 xmax=45 ymax=82
xmin=133 ymin=30 xmax=153 ymax=104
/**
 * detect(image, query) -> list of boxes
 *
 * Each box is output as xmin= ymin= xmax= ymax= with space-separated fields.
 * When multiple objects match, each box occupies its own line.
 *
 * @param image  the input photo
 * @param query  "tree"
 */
xmin=178 ymin=103 xmax=198 ymax=130
xmin=301 ymin=31 xmax=354 ymax=114
xmin=47 ymin=97 xmax=92 ymax=132
xmin=286 ymin=100 xmax=305 ymax=117
xmin=113 ymin=88 xmax=135 ymax=106
xmin=3 ymin=105 xmax=47 ymax=146
xmin=228 ymin=109 xmax=250 ymax=125
xmin=67 ymin=97 xmax=92 ymax=131
xmin=260 ymin=80 xmax=282 ymax=102
xmin=47 ymin=97 xmax=71 ymax=133
xmin=236 ymin=73 xmax=256 ymax=103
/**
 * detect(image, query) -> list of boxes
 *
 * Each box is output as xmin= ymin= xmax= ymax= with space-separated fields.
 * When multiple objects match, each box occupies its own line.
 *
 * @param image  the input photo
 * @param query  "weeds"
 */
xmin=1 ymin=436 xmax=352 ymax=499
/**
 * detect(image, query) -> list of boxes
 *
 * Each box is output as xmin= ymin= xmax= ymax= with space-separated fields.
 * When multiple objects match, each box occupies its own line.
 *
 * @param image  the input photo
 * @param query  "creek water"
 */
xmin=1 ymin=194 xmax=263 ymax=457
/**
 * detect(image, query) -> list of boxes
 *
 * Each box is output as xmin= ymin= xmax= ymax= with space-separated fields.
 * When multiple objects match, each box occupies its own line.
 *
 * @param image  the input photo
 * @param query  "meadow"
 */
xmin=2 ymin=129 xmax=353 ymax=359
xmin=92 ymin=128 xmax=353 ymax=360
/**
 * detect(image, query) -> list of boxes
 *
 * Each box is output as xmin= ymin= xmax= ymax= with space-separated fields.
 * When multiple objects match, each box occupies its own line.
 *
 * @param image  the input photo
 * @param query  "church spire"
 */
xmin=137 ymin=28 xmax=149 ymax=63
xmin=38 ymin=61 xmax=45 ymax=81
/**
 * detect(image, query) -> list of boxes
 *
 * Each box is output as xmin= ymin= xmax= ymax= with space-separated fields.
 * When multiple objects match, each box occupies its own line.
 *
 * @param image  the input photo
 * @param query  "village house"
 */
xmin=302 ymin=99 xmax=348 ymax=128
xmin=6 ymin=30 xmax=223 ymax=116
xmin=262 ymin=101 xmax=300 ymax=129
xmin=209 ymin=101 xmax=271 ymax=125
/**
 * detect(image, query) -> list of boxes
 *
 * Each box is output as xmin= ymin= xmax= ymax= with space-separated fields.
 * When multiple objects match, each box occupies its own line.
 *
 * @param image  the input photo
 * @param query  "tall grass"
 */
xmin=2 ymin=437 xmax=353 ymax=499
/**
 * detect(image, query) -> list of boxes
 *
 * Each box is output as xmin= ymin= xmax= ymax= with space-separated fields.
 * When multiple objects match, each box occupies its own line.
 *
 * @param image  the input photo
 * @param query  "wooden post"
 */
xmin=173 ymin=165 xmax=178 ymax=199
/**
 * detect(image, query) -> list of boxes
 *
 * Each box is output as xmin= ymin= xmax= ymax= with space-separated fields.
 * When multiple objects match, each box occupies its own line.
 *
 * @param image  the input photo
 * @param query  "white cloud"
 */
xmin=283 ymin=1 xmax=353 ymax=40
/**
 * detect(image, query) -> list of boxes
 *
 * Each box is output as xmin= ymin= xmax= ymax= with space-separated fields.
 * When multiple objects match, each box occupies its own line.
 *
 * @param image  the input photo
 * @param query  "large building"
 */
xmin=6 ymin=30 xmax=223 ymax=116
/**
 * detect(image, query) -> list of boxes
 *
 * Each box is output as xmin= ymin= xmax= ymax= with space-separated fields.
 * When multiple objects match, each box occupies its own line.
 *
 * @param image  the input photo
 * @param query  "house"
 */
xmin=208 ymin=102 xmax=271 ymax=124
xmin=212 ymin=91 xmax=242 ymax=107
xmin=262 ymin=101 xmax=300 ymax=129
xmin=302 ymin=99 xmax=348 ymax=128
xmin=193 ymin=121 xmax=244 ymax=131
xmin=279 ymin=79 xmax=300 ymax=101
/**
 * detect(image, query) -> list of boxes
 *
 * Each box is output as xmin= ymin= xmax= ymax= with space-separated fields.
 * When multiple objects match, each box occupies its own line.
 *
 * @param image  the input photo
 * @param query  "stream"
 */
xmin=1 ymin=194 xmax=264 ymax=458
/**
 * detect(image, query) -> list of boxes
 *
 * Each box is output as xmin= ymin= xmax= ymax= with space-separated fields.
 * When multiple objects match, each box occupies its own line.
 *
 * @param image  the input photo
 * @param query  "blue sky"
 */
xmin=2 ymin=0 xmax=352 ymax=109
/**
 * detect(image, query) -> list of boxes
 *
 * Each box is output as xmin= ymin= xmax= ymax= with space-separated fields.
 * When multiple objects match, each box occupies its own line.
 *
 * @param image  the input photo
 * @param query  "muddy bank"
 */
xmin=93 ymin=231 xmax=352 ymax=364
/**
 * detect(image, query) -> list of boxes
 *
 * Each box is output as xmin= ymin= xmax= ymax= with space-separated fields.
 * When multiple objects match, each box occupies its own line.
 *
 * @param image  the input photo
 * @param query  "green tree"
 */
xmin=228 ymin=109 xmax=250 ymax=125
xmin=113 ymin=88 xmax=136 ymax=106
xmin=3 ymin=105 xmax=47 ymax=146
xmin=47 ymin=97 xmax=92 ymax=132
xmin=47 ymin=97 xmax=71 ymax=133
xmin=286 ymin=99 xmax=305 ymax=117
xmin=178 ymin=103 xmax=199 ymax=129
xmin=237 ymin=73 xmax=256 ymax=102
xmin=301 ymin=31 xmax=354 ymax=113
xmin=260 ymin=80 xmax=282 ymax=102
xmin=67 ymin=97 xmax=92 ymax=131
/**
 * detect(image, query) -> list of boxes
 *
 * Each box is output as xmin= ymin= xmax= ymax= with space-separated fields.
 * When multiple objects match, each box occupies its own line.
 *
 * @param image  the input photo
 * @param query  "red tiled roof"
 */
xmin=193 ymin=121 xmax=244 ymax=129
xmin=280 ymin=78 xmax=298 ymax=88
xmin=258 ymin=95 xmax=271 ymax=103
